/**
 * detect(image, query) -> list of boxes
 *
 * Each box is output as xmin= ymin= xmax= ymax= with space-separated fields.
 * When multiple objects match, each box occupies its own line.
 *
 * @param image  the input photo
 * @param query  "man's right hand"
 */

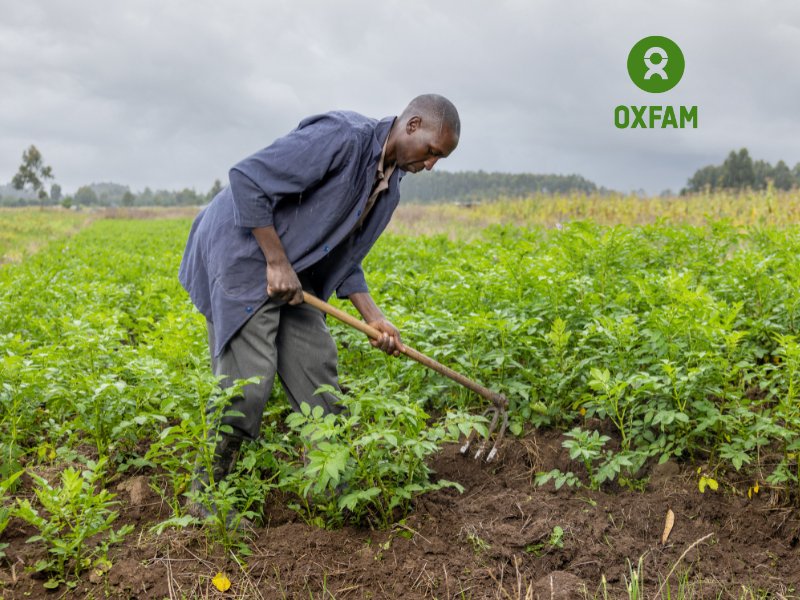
xmin=251 ymin=226 xmax=303 ymax=305
xmin=266 ymin=261 xmax=303 ymax=304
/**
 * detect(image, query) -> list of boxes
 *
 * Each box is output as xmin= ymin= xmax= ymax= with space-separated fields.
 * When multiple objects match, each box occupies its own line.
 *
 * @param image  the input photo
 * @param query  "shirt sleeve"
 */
xmin=335 ymin=263 xmax=368 ymax=299
xmin=228 ymin=114 xmax=356 ymax=229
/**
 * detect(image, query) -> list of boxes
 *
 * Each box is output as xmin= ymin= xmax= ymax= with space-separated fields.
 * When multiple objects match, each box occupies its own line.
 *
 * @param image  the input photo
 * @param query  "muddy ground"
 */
xmin=2 ymin=429 xmax=799 ymax=599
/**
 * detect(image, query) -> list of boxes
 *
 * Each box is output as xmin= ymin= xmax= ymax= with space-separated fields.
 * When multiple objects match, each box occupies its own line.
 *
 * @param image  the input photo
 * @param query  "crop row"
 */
xmin=2 ymin=217 xmax=800 ymax=584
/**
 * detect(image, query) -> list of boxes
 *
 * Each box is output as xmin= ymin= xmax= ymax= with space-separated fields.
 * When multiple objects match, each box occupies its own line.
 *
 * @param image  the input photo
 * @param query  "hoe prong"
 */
xmin=483 ymin=407 xmax=509 ymax=463
xmin=460 ymin=393 xmax=509 ymax=463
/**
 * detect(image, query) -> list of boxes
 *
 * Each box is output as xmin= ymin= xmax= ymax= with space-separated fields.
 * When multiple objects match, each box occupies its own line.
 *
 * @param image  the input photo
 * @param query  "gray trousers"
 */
xmin=207 ymin=297 xmax=343 ymax=440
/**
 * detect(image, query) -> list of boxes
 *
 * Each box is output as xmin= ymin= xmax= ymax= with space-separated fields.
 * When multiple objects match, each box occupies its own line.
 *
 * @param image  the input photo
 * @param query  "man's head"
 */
xmin=388 ymin=94 xmax=460 ymax=173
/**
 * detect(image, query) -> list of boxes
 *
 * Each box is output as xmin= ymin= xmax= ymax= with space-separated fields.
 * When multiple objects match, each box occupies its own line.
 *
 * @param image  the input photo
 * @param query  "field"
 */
xmin=0 ymin=209 xmax=90 ymax=265
xmin=1 ymin=196 xmax=800 ymax=599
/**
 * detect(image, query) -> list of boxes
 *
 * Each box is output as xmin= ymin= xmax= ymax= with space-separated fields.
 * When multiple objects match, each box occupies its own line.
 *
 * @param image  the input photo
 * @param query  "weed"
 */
xmin=13 ymin=458 xmax=133 ymax=588
xmin=525 ymin=525 xmax=564 ymax=557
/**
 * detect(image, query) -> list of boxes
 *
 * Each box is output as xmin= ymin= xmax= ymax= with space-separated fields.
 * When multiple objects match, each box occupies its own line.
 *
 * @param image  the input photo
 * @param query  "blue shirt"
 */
xmin=179 ymin=111 xmax=403 ymax=356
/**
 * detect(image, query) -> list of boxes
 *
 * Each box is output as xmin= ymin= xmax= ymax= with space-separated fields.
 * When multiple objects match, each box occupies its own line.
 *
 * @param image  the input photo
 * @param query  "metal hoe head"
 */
xmin=459 ymin=394 xmax=509 ymax=463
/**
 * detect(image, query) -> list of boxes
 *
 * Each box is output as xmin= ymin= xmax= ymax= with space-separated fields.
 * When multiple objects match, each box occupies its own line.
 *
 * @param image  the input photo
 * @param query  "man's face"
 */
xmin=395 ymin=116 xmax=458 ymax=173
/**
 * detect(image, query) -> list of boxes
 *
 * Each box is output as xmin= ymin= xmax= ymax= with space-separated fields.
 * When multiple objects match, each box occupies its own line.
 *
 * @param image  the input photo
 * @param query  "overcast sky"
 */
xmin=2 ymin=0 xmax=799 ymax=195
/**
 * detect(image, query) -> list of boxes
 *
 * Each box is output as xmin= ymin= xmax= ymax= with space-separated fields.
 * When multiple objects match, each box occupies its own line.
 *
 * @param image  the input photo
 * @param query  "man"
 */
xmin=178 ymin=94 xmax=460 ymax=519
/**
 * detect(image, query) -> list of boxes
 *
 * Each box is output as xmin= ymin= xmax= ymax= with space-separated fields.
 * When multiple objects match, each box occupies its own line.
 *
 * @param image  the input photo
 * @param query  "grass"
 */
xmin=0 ymin=207 xmax=91 ymax=263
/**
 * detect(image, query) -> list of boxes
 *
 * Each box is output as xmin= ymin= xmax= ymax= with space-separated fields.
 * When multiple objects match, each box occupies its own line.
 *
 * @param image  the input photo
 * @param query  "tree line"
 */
xmin=683 ymin=148 xmax=800 ymax=194
xmin=4 ymin=144 xmax=799 ymax=208
xmin=399 ymin=170 xmax=600 ymax=203
xmin=1 ymin=145 xmax=223 ymax=207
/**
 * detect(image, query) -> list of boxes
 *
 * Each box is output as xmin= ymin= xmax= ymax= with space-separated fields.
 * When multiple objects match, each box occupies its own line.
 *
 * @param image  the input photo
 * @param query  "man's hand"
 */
xmin=349 ymin=291 xmax=404 ymax=357
xmin=368 ymin=318 xmax=404 ymax=356
xmin=266 ymin=261 xmax=303 ymax=304
xmin=251 ymin=226 xmax=303 ymax=305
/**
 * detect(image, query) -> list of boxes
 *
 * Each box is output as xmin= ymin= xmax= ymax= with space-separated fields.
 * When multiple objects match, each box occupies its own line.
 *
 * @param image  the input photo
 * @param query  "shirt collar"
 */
xmin=376 ymin=131 xmax=394 ymax=181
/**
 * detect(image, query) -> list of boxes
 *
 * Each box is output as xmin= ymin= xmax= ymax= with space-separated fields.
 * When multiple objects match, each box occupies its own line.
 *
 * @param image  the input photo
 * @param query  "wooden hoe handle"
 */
xmin=302 ymin=292 xmax=508 ymax=409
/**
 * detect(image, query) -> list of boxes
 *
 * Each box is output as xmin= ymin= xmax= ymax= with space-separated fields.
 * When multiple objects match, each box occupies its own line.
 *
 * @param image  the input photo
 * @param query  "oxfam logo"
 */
xmin=627 ymin=36 xmax=685 ymax=93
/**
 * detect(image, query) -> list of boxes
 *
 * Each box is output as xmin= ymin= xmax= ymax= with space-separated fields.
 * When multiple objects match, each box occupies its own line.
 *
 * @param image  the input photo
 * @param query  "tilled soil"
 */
xmin=2 ymin=429 xmax=799 ymax=599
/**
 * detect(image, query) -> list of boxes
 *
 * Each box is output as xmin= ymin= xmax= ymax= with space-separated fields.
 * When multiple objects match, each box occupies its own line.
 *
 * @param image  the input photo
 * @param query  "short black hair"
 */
xmin=401 ymin=94 xmax=460 ymax=137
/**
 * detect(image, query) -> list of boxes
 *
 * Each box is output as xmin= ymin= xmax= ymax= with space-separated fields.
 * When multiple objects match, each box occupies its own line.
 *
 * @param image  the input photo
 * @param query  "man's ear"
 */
xmin=405 ymin=115 xmax=422 ymax=134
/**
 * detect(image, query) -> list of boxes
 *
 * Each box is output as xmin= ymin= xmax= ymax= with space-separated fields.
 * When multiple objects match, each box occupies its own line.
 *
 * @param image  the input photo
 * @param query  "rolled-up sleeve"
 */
xmin=229 ymin=115 xmax=355 ymax=229
xmin=335 ymin=263 xmax=368 ymax=299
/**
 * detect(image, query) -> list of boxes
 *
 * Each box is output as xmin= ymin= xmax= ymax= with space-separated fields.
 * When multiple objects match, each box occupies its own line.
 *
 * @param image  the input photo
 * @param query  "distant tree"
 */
xmin=686 ymin=150 xmax=800 ymax=194
xmin=752 ymin=159 xmax=773 ymax=190
xmin=122 ymin=190 xmax=136 ymax=206
xmin=175 ymin=188 xmax=201 ymax=205
xmin=50 ymin=183 xmax=62 ymax=203
xmin=683 ymin=165 xmax=721 ymax=193
xmin=719 ymin=148 xmax=754 ymax=189
xmin=398 ymin=170 xmax=598 ymax=203
xmin=772 ymin=160 xmax=794 ymax=191
xmin=12 ymin=145 xmax=54 ymax=205
xmin=207 ymin=178 xmax=223 ymax=202
xmin=139 ymin=187 xmax=154 ymax=205
xmin=74 ymin=185 xmax=98 ymax=205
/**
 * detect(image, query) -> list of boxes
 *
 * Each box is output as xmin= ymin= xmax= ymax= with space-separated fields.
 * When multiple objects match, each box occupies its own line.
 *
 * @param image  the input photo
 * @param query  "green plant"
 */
xmin=525 ymin=525 xmax=565 ymax=556
xmin=148 ymin=374 xmax=263 ymax=554
xmin=534 ymin=468 xmax=582 ymax=490
xmin=13 ymin=458 xmax=132 ymax=589
xmin=562 ymin=427 xmax=610 ymax=486
xmin=463 ymin=525 xmax=491 ymax=554
xmin=0 ymin=470 xmax=24 ymax=559
xmin=277 ymin=383 xmax=473 ymax=528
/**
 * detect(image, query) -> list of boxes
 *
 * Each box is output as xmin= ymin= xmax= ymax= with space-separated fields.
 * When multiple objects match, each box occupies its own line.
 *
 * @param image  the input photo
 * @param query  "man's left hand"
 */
xmin=368 ymin=319 xmax=403 ymax=356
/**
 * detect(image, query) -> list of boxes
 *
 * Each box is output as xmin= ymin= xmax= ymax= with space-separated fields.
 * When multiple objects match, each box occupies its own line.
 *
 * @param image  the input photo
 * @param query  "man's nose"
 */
xmin=424 ymin=157 xmax=439 ymax=170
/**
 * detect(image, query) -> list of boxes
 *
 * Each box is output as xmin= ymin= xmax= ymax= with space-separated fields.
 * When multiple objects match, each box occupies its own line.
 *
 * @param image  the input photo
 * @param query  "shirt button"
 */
xmin=357 ymin=210 xmax=362 ymax=216
xmin=324 ymin=245 xmax=330 ymax=253
xmin=245 ymin=306 xmax=253 ymax=313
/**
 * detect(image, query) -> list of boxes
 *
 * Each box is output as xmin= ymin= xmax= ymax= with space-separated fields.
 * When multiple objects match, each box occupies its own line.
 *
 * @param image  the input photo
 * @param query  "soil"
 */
xmin=2 ymin=429 xmax=799 ymax=599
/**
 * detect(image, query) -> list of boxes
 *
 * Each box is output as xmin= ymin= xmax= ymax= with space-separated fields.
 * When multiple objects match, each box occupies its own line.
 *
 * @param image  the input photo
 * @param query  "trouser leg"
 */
xmin=275 ymin=301 xmax=343 ymax=415
xmin=207 ymin=301 xmax=282 ymax=440
xmin=207 ymin=296 xmax=343 ymax=440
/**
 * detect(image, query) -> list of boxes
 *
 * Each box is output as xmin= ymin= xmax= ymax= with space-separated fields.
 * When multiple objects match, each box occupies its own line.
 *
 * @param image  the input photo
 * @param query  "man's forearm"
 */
xmin=252 ymin=226 xmax=303 ymax=304
xmin=251 ymin=226 xmax=290 ymax=265
xmin=349 ymin=292 xmax=384 ymax=324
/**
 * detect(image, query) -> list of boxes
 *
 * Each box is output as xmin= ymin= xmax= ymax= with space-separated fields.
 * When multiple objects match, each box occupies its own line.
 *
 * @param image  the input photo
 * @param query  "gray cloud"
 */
xmin=1 ymin=0 xmax=798 ymax=194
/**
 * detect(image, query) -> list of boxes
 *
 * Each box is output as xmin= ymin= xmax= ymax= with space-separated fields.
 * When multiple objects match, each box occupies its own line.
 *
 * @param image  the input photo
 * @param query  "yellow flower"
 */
xmin=212 ymin=572 xmax=231 ymax=592
xmin=748 ymin=482 xmax=760 ymax=499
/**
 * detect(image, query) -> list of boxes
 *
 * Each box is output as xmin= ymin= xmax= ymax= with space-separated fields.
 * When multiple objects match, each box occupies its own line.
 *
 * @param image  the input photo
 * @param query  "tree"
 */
xmin=12 ymin=145 xmax=54 ymax=205
xmin=683 ymin=165 xmax=721 ymax=194
xmin=207 ymin=178 xmax=223 ymax=202
xmin=50 ymin=183 xmax=62 ymax=203
xmin=772 ymin=160 xmax=794 ymax=191
xmin=719 ymin=148 xmax=754 ymax=189
xmin=122 ymin=190 xmax=136 ymax=207
xmin=752 ymin=160 xmax=773 ymax=190
xmin=74 ymin=185 xmax=98 ymax=205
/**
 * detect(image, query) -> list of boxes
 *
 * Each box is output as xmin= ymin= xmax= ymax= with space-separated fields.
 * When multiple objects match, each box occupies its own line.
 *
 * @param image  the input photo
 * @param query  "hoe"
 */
xmin=303 ymin=292 xmax=510 ymax=463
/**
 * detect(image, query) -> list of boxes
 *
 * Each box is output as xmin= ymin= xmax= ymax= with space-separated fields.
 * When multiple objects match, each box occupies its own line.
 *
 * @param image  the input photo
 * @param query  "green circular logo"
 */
xmin=627 ymin=36 xmax=685 ymax=93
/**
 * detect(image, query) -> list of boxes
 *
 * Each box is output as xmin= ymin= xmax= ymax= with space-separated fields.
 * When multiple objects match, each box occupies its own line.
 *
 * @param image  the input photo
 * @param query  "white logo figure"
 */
xmin=643 ymin=47 xmax=668 ymax=80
